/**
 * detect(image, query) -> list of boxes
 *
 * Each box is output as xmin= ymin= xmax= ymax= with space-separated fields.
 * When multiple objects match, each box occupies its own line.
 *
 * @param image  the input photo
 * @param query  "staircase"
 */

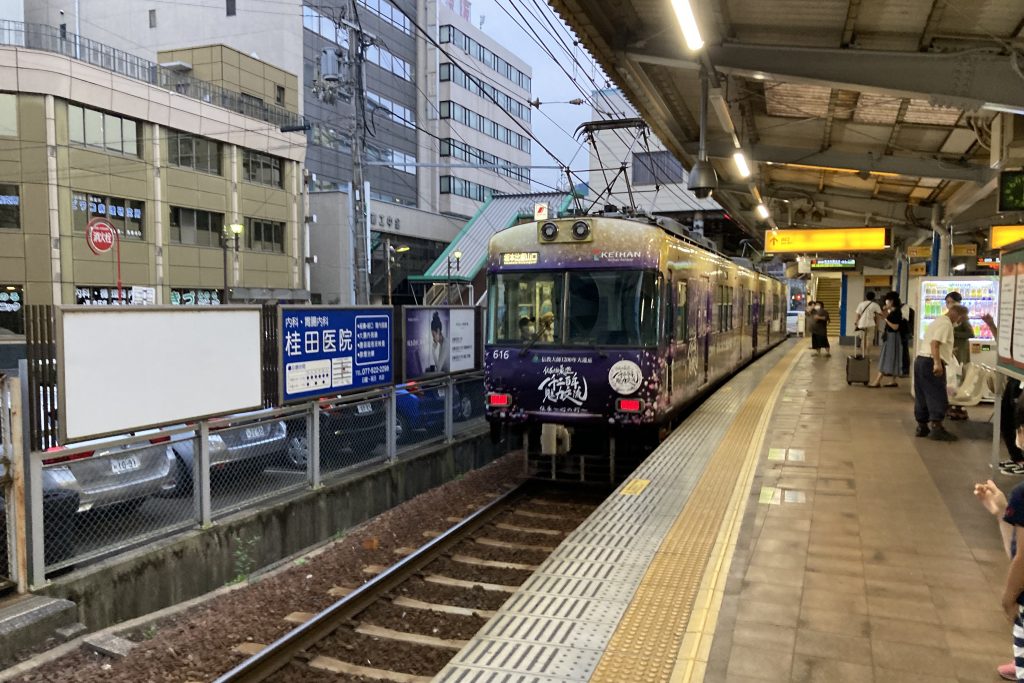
xmin=815 ymin=277 xmax=842 ymax=337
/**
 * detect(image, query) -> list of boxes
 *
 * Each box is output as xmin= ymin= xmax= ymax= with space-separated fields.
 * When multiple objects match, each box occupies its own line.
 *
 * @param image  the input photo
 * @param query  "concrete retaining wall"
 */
xmin=37 ymin=426 xmax=514 ymax=631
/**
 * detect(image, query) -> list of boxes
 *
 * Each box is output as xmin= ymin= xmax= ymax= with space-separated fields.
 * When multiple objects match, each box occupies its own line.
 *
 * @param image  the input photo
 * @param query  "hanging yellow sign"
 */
xmin=864 ymin=275 xmax=892 ymax=287
xmin=992 ymin=225 xmax=1024 ymax=249
xmin=764 ymin=228 xmax=889 ymax=253
xmin=909 ymin=263 xmax=928 ymax=276
xmin=907 ymin=245 xmax=932 ymax=258
xmin=952 ymin=243 xmax=977 ymax=257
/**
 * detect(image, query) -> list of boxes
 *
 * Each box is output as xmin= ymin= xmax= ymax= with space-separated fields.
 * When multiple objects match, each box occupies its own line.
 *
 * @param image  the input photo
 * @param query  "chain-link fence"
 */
xmin=23 ymin=374 xmax=488 ymax=582
xmin=319 ymin=393 xmax=389 ymax=478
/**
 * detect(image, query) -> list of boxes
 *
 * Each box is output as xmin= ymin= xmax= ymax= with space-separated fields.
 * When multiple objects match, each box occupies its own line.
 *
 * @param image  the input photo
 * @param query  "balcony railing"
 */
xmin=0 ymin=20 xmax=304 ymax=130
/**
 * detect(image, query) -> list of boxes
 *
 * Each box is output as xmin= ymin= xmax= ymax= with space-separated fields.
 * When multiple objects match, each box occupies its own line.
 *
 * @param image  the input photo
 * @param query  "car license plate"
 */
xmin=356 ymin=402 xmax=372 ymax=415
xmin=111 ymin=455 xmax=141 ymax=474
xmin=245 ymin=426 xmax=266 ymax=440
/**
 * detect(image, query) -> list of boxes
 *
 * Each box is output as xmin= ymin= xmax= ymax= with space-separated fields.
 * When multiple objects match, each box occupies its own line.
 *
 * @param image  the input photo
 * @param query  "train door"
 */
xmin=701 ymin=276 xmax=711 ymax=384
xmin=671 ymin=279 xmax=688 ymax=398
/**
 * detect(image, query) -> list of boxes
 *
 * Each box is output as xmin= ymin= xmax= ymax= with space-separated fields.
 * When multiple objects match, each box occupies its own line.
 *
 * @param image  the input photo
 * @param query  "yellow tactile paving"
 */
xmin=590 ymin=344 xmax=804 ymax=683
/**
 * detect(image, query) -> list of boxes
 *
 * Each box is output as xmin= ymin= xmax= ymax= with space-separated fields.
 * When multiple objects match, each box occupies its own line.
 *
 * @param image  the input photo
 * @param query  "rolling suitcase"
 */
xmin=847 ymin=354 xmax=871 ymax=385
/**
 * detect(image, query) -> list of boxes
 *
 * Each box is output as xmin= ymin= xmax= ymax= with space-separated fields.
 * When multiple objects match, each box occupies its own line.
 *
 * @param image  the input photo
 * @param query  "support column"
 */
xmin=44 ymin=96 xmax=62 ymax=305
xmin=152 ymin=123 xmax=165 ymax=303
xmin=932 ymin=204 xmax=950 ymax=277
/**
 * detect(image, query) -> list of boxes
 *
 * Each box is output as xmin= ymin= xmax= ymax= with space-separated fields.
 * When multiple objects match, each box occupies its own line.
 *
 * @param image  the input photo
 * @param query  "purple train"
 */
xmin=484 ymin=214 xmax=787 ymax=481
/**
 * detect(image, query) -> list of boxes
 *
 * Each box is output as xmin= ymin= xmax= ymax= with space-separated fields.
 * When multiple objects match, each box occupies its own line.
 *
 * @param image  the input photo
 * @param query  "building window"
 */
xmin=439 ymin=62 xmax=531 ymax=123
xmin=275 ymin=85 xmax=285 ymax=106
xmin=0 ymin=284 xmax=23 ymax=335
xmin=440 ymin=138 xmax=529 ymax=183
xmin=439 ymin=175 xmax=498 ymax=203
xmin=226 ymin=0 xmax=236 ymax=16
xmin=242 ymin=150 xmax=283 ymax=187
xmin=72 ymin=192 xmax=144 ymax=239
xmin=240 ymin=93 xmax=265 ymax=118
xmin=170 ymin=207 xmax=225 ymax=247
xmin=167 ymin=132 xmax=221 ymax=174
xmin=148 ymin=9 xmax=156 ymax=27
xmin=439 ymin=25 xmax=531 ymax=91
xmin=246 ymin=217 xmax=285 ymax=253
xmin=68 ymin=104 xmax=141 ymax=157
xmin=439 ymin=101 xmax=530 ymax=153
xmin=632 ymin=151 xmax=685 ymax=186
xmin=0 ymin=184 xmax=20 ymax=229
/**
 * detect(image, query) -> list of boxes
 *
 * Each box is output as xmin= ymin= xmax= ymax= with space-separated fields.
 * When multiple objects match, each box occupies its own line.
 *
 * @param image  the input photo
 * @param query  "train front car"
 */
xmin=484 ymin=216 xmax=666 ymax=480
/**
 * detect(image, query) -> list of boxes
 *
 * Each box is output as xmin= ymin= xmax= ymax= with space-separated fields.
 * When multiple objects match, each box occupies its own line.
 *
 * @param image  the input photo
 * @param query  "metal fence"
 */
xmin=0 ymin=20 xmax=304 ymax=130
xmin=21 ymin=372 xmax=486 ymax=583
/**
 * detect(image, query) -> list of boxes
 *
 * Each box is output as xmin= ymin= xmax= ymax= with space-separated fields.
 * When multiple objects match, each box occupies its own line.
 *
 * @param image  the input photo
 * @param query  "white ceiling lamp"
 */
xmin=755 ymin=203 xmax=770 ymax=220
xmin=733 ymin=151 xmax=751 ymax=179
xmin=671 ymin=0 xmax=704 ymax=51
xmin=953 ymin=263 xmax=966 ymax=271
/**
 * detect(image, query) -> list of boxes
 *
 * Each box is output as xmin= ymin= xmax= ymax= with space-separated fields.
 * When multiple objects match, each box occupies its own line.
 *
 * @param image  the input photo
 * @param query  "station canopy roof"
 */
xmin=549 ymin=0 xmax=1024 ymax=256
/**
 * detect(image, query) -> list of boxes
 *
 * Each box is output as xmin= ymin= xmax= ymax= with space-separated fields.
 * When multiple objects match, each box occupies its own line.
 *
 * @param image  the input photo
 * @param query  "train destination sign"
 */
xmin=810 ymin=258 xmax=856 ymax=270
xmin=501 ymin=251 xmax=539 ymax=265
xmin=278 ymin=306 xmax=393 ymax=404
xmin=991 ymin=225 xmax=1024 ymax=250
xmin=764 ymin=227 xmax=889 ymax=253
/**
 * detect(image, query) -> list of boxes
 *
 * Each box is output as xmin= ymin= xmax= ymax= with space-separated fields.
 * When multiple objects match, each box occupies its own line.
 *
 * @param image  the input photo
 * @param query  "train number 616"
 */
xmin=491 ymin=349 xmax=511 ymax=360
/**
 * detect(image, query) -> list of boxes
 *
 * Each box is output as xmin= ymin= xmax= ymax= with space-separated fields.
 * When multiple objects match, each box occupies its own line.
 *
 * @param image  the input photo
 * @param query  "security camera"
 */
xmin=688 ymin=160 xmax=718 ymax=200
xmin=59 ymin=9 xmax=65 ymax=14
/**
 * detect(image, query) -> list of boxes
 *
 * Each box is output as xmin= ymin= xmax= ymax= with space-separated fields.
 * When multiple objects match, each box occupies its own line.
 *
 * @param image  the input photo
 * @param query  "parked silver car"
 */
xmin=42 ymin=435 xmax=176 ymax=512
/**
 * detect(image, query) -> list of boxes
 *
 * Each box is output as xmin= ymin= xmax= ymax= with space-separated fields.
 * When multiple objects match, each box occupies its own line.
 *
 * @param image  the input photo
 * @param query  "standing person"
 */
xmin=945 ymin=291 xmax=974 ymax=420
xmin=854 ymin=291 xmax=882 ymax=355
xmin=914 ymin=303 xmax=968 ymax=441
xmin=975 ymin=400 xmax=1024 ymax=680
xmin=867 ymin=292 xmax=903 ymax=388
xmin=809 ymin=301 xmax=831 ymax=357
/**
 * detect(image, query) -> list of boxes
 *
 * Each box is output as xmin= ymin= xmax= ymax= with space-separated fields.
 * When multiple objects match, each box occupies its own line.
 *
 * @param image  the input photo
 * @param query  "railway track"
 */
xmin=214 ymin=482 xmax=598 ymax=682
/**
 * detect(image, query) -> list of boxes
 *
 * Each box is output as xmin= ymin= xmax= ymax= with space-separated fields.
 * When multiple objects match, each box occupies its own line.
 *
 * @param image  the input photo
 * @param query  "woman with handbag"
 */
xmin=867 ymin=292 xmax=903 ymax=387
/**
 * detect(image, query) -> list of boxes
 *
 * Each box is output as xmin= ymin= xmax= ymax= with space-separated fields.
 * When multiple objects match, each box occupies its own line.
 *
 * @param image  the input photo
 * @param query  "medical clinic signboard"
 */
xmin=403 ymin=306 xmax=477 ymax=380
xmin=278 ymin=306 xmax=393 ymax=404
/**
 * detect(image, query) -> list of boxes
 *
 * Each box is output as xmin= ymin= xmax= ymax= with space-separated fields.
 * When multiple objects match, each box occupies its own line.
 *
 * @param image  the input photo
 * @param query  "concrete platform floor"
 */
xmin=707 ymin=345 xmax=1015 ymax=683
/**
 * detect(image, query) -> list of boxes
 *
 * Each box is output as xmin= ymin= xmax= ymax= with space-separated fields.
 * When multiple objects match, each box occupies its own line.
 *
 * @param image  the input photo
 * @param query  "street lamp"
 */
xmin=446 ymin=250 xmax=462 ymax=305
xmin=222 ymin=223 xmax=243 ymax=303
xmin=385 ymin=239 xmax=410 ymax=306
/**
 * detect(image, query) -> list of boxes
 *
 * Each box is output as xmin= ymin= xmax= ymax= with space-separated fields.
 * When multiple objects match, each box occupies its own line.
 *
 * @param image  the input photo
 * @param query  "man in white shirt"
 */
xmin=854 ymin=291 xmax=882 ymax=355
xmin=914 ymin=303 xmax=968 ymax=441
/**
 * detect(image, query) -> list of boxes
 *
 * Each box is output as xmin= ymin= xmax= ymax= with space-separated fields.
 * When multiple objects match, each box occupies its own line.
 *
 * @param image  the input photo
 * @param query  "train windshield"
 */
xmin=487 ymin=270 xmax=659 ymax=347
xmin=487 ymin=271 xmax=565 ymax=344
xmin=566 ymin=270 xmax=658 ymax=347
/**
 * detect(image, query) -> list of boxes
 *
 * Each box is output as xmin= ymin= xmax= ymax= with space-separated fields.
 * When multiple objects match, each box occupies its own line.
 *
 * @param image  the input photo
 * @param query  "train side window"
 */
xmin=675 ymin=280 xmax=687 ymax=340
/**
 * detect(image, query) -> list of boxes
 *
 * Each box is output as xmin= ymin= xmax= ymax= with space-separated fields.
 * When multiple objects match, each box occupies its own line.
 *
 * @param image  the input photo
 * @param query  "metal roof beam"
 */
xmin=625 ymin=44 xmax=1024 ymax=114
xmin=686 ymin=140 xmax=995 ymax=183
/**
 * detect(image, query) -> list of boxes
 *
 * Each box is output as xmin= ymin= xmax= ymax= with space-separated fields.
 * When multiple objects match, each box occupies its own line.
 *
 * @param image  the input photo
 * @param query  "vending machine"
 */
xmin=915 ymin=276 xmax=999 ymax=368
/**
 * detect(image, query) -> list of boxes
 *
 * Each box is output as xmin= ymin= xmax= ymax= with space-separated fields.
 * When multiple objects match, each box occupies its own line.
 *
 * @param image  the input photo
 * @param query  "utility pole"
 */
xmin=348 ymin=0 xmax=371 ymax=305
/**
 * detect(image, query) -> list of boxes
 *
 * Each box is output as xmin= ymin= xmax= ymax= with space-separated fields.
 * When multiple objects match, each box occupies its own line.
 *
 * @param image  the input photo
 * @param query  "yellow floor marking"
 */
xmin=620 ymin=479 xmax=651 ymax=495
xmin=588 ymin=343 xmax=803 ymax=683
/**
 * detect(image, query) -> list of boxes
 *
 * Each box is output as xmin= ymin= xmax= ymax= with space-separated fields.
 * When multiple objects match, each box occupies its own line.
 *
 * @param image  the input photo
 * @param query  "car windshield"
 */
xmin=487 ymin=271 xmax=564 ymax=344
xmin=566 ymin=270 xmax=658 ymax=346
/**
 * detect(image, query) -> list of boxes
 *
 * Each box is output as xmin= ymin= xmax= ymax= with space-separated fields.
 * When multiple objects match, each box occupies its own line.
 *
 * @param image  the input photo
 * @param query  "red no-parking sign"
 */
xmin=86 ymin=218 xmax=117 ymax=255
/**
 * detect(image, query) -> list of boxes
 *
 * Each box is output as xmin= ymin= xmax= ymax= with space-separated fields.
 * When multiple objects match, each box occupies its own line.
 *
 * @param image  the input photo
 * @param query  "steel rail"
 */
xmin=212 ymin=481 xmax=531 ymax=682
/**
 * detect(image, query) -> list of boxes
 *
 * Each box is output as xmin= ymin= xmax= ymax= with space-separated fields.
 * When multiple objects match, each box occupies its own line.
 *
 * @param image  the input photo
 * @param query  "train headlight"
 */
xmin=487 ymin=393 xmax=511 ymax=407
xmin=540 ymin=222 xmax=558 ymax=241
xmin=616 ymin=398 xmax=643 ymax=413
xmin=571 ymin=221 xmax=590 ymax=240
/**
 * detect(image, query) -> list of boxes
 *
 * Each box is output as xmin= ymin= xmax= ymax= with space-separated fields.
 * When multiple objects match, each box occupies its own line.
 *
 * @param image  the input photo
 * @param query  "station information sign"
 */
xmin=998 ymin=244 xmax=1024 ymax=381
xmin=278 ymin=306 xmax=393 ymax=403
xmin=907 ymin=245 xmax=932 ymax=259
xmin=764 ymin=227 xmax=889 ymax=254
xmin=991 ymin=225 xmax=1024 ymax=250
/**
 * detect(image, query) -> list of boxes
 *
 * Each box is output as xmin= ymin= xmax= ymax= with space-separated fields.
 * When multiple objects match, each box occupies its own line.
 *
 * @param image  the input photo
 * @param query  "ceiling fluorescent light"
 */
xmin=733 ymin=152 xmax=751 ymax=179
xmin=671 ymin=0 xmax=704 ymax=51
xmin=756 ymin=203 xmax=770 ymax=220
xmin=953 ymin=263 xmax=966 ymax=271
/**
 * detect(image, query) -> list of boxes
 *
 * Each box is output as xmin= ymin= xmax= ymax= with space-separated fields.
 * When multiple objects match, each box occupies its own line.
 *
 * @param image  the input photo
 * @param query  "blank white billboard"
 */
xmin=57 ymin=307 xmax=263 ymax=442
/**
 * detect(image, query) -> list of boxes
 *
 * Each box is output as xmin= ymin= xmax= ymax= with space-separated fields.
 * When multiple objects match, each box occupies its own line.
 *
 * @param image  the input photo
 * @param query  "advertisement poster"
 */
xmin=404 ymin=307 xmax=477 ymax=380
xmin=1015 ymin=266 xmax=1024 ymax=364
xmin=280 ymin=306 xmax=393 ymax=403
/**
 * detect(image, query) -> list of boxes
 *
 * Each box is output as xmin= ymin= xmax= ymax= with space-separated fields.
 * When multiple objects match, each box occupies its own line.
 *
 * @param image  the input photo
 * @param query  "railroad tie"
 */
xmin=231 ymin=642 xmax=264 ymax=656
xmin=424 ymin=574 xmax=518 ymax=593
xmin=391 ymin=596 xmax=498 ymax=619
xmin=494 ymin=522 xmax=562 ymax=536
xmin=307 ymin=655 xmax=433 ymax=682
xmin=355 ymin=623 xmax=468 ymax=650
xmin=283 ymin=612 xmax=315 ymax=625
xmin=475 ymin=537 xmax=556 ymax=553
xmin=451 ymin=554 xmax=539 ymax=571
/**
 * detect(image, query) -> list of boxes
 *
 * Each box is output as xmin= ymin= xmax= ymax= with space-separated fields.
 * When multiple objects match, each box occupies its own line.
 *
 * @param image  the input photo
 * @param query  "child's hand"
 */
xmin=974 ymin=480 xmax=1007 ymax=517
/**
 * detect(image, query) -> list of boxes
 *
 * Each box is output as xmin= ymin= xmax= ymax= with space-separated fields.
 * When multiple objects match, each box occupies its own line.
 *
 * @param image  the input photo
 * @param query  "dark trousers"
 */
xmin=914 ymin=356 xmax=948 ymax=423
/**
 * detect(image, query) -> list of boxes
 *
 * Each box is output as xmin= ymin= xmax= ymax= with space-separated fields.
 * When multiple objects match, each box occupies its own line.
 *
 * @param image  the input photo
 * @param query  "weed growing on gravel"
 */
xmin=294 ymin=558 xmax=308 ymax=566
xmin=230 ymin=533 xmax=261 ymax=584
xmin=141 ymin=625 xmax=158 ymax=640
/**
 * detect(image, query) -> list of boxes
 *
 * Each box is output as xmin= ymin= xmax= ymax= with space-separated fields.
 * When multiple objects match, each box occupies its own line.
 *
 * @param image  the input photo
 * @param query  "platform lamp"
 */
xmin=222 ymin=222 xmax=243 ymax=303
xmin=447 ymin=250 xmax=462 ymax=305
xmin=385 ymin=239 xmax=410 ymax=306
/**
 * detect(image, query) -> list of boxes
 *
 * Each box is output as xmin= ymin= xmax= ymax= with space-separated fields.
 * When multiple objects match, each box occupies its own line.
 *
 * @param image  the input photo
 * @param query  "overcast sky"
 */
xmin=470 ymin=0 xmax=610 ymax=192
